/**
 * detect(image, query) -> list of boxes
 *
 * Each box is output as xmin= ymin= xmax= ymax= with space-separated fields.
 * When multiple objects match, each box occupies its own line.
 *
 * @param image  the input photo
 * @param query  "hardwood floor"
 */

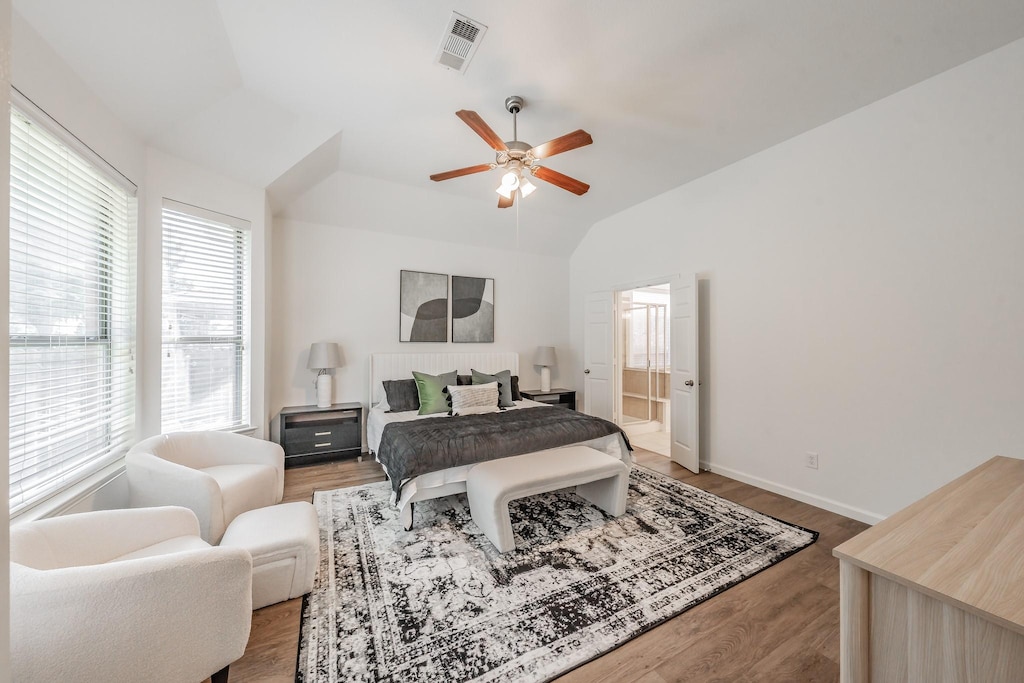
xmin=229 ymin=450 xmax=868 ymax=682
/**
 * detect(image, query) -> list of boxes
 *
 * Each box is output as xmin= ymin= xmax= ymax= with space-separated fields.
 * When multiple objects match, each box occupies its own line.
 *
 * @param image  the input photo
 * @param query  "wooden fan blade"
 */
xmin=429 ymin=163 xmax=492 ymax=182
xmin=532 ymin=166 xmax=590 ymax=195
xmin=456 ymin=110 xmax=508 ymax=152
xmin=530 ymin=129 xmax=593 ymax=159
xmin=498 ymin=193 xmax=514 ymax=209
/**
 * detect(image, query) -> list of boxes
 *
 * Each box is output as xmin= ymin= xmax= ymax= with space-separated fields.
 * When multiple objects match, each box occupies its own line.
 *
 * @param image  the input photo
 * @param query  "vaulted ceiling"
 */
xmin=14 ymin=1 xmax=1024 ymax=255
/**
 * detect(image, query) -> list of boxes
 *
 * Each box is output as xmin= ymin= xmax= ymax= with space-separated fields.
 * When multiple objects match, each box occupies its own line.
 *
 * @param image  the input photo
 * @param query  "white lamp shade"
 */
xmin=307 ymin=342 xmax=342 ymax=369
xmin=518 ymin=178 xmax=537 ymax=198
xmin=533 ymin=346 xmax=557 ymax=367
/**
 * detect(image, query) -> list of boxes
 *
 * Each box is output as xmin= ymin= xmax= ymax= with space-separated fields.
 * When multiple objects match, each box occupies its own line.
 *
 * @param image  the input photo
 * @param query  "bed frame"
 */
xmin=368 ymin=352 xmax=521 ymax=529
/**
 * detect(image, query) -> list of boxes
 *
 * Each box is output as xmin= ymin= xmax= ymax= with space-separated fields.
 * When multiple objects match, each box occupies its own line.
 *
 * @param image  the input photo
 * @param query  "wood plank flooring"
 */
xmin=228 ymin=450 xmax=868 ymax=682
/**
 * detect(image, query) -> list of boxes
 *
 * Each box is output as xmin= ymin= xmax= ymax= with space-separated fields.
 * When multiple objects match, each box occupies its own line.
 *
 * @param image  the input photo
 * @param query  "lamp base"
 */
xmin=540 ymin=367 xmax=551 ymax=392
xmin=316 ymin=374 xmax=333 ymax=408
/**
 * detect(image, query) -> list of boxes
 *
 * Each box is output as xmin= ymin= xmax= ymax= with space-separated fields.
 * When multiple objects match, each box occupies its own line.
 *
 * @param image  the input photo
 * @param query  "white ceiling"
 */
xmin=14 ymin=1 xmax=1024 ymax=255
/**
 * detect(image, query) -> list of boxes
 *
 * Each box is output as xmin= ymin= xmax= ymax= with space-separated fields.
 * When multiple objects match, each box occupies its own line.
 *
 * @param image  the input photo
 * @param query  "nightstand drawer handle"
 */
xmin=314 ymin=442 xmax=331 ymax=448
xmin=314 ymin=431 xmax=331 ymax=436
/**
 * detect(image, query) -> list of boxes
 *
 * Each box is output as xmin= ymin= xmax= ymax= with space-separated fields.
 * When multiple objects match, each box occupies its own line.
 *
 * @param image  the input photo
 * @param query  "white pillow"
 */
xmin=453 ymin=405 xmax=502 ymax=416
xmin=446 ymin=381 xmax=500 ymax=415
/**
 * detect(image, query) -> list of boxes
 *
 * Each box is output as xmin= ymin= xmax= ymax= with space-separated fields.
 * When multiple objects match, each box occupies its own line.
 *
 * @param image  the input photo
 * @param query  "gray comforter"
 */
xmin=377 ymin=407 xmax=631 ymax=497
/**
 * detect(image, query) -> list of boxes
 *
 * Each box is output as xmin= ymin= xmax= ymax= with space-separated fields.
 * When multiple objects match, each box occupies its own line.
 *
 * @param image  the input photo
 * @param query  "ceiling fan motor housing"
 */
xmin=499 ymin=140 xmax=533 ymax=164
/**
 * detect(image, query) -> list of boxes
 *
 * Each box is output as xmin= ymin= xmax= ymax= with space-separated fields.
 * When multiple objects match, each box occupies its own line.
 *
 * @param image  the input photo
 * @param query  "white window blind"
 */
xmin=9 ymin=104 xmax=137 ymax=515
xmin=161 ymin=200 xmax=251 ymax=433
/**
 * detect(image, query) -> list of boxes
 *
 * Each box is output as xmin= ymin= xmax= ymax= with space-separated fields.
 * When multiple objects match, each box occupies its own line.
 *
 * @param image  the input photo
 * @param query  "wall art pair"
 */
xmin=399 ymin=270 xmax=494 ymax=343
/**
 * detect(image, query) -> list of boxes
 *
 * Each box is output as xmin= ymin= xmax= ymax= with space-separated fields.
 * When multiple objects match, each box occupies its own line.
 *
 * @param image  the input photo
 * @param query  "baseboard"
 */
xmin=703 ymin=461 xmax=885 ymax=526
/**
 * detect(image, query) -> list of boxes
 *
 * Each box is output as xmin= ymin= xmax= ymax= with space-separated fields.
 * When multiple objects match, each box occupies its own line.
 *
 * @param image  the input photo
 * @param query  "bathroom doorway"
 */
xmin=616 ymin=283 xmax=670 ymax=456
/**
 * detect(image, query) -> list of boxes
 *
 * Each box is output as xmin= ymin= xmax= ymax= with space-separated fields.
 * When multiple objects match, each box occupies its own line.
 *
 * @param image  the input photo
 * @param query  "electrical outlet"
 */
xmin=805 ymin=452 xmax=819 ymax=470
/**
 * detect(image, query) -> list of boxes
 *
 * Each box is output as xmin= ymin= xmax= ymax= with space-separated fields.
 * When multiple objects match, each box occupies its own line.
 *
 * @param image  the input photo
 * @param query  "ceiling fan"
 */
xmin=430 ymin=95 xmax=593 ymax=209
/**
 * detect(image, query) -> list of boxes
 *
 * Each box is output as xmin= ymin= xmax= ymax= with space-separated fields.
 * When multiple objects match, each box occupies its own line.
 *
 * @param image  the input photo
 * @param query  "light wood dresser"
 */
xmin=833 ymin=456 xmax=1024 ymax=682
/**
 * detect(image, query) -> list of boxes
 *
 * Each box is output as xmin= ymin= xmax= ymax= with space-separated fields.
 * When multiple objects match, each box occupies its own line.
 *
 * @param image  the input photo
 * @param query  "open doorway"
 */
xmin=616 ymin=283 xmax=670 ymax=456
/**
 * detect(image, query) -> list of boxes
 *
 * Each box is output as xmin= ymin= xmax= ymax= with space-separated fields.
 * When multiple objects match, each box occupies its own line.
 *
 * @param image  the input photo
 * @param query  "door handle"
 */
xmin=684 ymin=380 xmax=694 ymax=387
xmin=584 ymin=369 xmax=591 ymax=374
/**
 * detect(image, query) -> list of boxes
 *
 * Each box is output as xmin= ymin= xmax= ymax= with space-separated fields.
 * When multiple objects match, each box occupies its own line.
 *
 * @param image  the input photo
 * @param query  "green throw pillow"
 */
xmin=471 ymin=368 xmax=514 ymax=408
xmin=412 ymin=370 xmax=458 ymax=415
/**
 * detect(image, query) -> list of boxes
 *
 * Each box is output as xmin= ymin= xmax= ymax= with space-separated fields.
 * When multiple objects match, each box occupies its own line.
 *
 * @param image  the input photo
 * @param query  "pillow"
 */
xmin=457 ymin=374 xmax=473 ymax=386
xmin=446 ymin=382 xmax=500 ymax=415
xmin=510 ymin=375 xmax=522 ymax=402
xmin=451 ymin=404 xmax=502 ymax=417
xmin=382 ymin=379 xmax=419 ymax=413
xmin=412 ymin=370 xmax=458 ymax=415
xmin=471 ymin=369 xmax=514 ymax=408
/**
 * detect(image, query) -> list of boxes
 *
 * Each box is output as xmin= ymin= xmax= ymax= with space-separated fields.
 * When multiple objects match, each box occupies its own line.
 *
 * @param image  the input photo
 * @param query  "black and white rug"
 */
xmin=296 ymin=467 xmax=817 ymax=683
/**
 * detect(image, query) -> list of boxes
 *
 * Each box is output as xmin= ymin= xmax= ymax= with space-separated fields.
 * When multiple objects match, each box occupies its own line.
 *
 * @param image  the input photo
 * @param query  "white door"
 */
xmin=583 ymin=291 xmax=614 ymax=420
xmin=670 ymin=274 xmax=699 ymax=472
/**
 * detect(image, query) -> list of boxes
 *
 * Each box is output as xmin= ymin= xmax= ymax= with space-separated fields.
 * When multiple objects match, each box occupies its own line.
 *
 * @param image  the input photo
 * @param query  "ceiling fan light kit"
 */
xmin=430 ymin=95 xmax=593 ymax=208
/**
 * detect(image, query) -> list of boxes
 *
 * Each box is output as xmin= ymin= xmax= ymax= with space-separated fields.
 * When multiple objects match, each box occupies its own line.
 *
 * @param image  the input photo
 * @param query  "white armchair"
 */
xmin=10 ymin=506 xmax=253 ymax=683
xmin=127 ymin=431 xmax=285 ymax=543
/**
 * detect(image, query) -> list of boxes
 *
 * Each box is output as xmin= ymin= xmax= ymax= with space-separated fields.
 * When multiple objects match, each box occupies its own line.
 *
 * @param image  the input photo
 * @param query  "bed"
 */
xmin=368 ymin=352 xmax=632 ymax=529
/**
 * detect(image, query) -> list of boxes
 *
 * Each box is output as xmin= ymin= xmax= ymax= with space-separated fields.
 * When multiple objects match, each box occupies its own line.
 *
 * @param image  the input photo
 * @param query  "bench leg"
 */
xmin=467 ymin=488 xmax=516 ymax=553
xmin=485 ymin=501 xmax=515 ymax=553
xmin=576 ymin=472 xmax=628 ymax=517
xmin=400 ymin=502 xmax=413 ymax=531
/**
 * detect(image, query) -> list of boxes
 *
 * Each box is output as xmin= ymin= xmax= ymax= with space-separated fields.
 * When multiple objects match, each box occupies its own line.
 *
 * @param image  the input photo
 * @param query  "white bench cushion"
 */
xmin=467 ymin=445 xmax=629 ymax=552
xmin=220 ymin=501 xmax=320 ymax=609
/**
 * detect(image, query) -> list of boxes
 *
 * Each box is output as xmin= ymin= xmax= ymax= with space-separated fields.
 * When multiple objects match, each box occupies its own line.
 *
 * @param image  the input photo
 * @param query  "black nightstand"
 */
xmin=271 ymin=402 xmax=364 ymax=468
xmin=520 ymin=388 xmax=576 ymax=411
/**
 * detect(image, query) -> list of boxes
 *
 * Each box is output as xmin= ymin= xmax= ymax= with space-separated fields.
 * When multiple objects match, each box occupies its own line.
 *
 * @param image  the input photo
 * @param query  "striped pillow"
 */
xmin=446 ymin=381 xmax=500 ymax=415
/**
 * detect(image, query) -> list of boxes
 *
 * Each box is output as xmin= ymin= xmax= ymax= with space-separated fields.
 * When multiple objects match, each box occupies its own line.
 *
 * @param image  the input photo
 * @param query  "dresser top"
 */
xmin=834 ymin=455 xmax=1024 ymax=635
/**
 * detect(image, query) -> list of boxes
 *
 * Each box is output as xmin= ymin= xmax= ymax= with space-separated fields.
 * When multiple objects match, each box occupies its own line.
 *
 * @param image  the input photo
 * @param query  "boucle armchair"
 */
xmin=127 ymin=431 xmax=284 ymax=543
xmin=10 ymin=506 xmax=252 ymax=683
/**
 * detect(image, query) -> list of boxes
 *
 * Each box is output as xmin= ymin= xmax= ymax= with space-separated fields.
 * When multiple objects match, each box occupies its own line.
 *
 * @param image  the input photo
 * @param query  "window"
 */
xmin=161 ymin=200 xmax=250 ymax=432
xmin=623 ymin=288 xmax=670 ymax=371
xmin=9 ymin=102 xmax=137 ymax=515
xmin=625 ymin=303 xmax=670 ymax=370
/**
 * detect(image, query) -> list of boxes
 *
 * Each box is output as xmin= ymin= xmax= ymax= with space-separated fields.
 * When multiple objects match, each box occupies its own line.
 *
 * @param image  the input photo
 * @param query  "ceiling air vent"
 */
xmin=434 ymin=12 xmax=487 ymax=74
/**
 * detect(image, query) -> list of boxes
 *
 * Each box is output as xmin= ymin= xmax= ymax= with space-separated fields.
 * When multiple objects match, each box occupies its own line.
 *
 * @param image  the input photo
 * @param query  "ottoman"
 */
xmin=220 ymin=501 xmax=320 ymax=609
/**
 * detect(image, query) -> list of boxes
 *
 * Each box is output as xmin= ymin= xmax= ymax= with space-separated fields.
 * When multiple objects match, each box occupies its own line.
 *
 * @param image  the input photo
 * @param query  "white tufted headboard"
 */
xmin=369 ymin=352 xmax=519 ymax=407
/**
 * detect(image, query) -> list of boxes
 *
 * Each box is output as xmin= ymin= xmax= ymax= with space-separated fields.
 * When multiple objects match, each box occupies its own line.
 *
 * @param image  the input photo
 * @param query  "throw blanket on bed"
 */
xmin=377 ymin=407 xmax=631 ymax=498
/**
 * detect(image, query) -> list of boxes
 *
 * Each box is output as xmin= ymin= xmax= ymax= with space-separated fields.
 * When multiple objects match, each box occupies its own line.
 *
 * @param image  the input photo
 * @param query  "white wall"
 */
xmin=11 ymin=11 xmax=144 ymax=183
xmin=570 ymin=38 xmax=1024 ymax=523
xmin=270 ymin=219 xmax=571 ymax=422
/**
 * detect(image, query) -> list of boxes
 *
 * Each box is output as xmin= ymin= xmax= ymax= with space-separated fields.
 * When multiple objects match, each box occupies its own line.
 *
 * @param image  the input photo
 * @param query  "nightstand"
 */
xmin=520 ymin=388 xmax=576 ymax=411
xmin=271 ymin=402 xmax=364 ymax=468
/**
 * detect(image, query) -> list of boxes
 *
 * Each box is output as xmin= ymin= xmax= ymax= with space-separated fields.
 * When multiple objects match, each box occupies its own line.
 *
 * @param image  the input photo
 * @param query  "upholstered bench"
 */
xmin=219 ymin=501 xmax=320 ymax=609
xmin=466 ymin=445 xmax=630 ymax=553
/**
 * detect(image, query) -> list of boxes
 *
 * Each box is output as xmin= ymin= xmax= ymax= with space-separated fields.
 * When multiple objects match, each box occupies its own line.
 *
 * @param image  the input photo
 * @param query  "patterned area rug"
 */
xmin=296 ymin=467 xmax=817 ymax=683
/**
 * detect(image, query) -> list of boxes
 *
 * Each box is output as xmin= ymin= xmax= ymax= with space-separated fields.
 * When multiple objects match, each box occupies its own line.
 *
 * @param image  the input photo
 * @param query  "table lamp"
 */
xmin=307 ymin=342 xmax=342 ymax=408
xmin=534 ymin=346 xmax=557 ymax=392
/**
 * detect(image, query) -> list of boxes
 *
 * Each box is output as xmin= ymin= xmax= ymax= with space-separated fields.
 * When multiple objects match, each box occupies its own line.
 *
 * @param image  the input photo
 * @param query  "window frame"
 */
xmin=160 ymin=199 xmax=252 ymax=433
xmin=8 ymin=90 xmax=138 ymax=516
